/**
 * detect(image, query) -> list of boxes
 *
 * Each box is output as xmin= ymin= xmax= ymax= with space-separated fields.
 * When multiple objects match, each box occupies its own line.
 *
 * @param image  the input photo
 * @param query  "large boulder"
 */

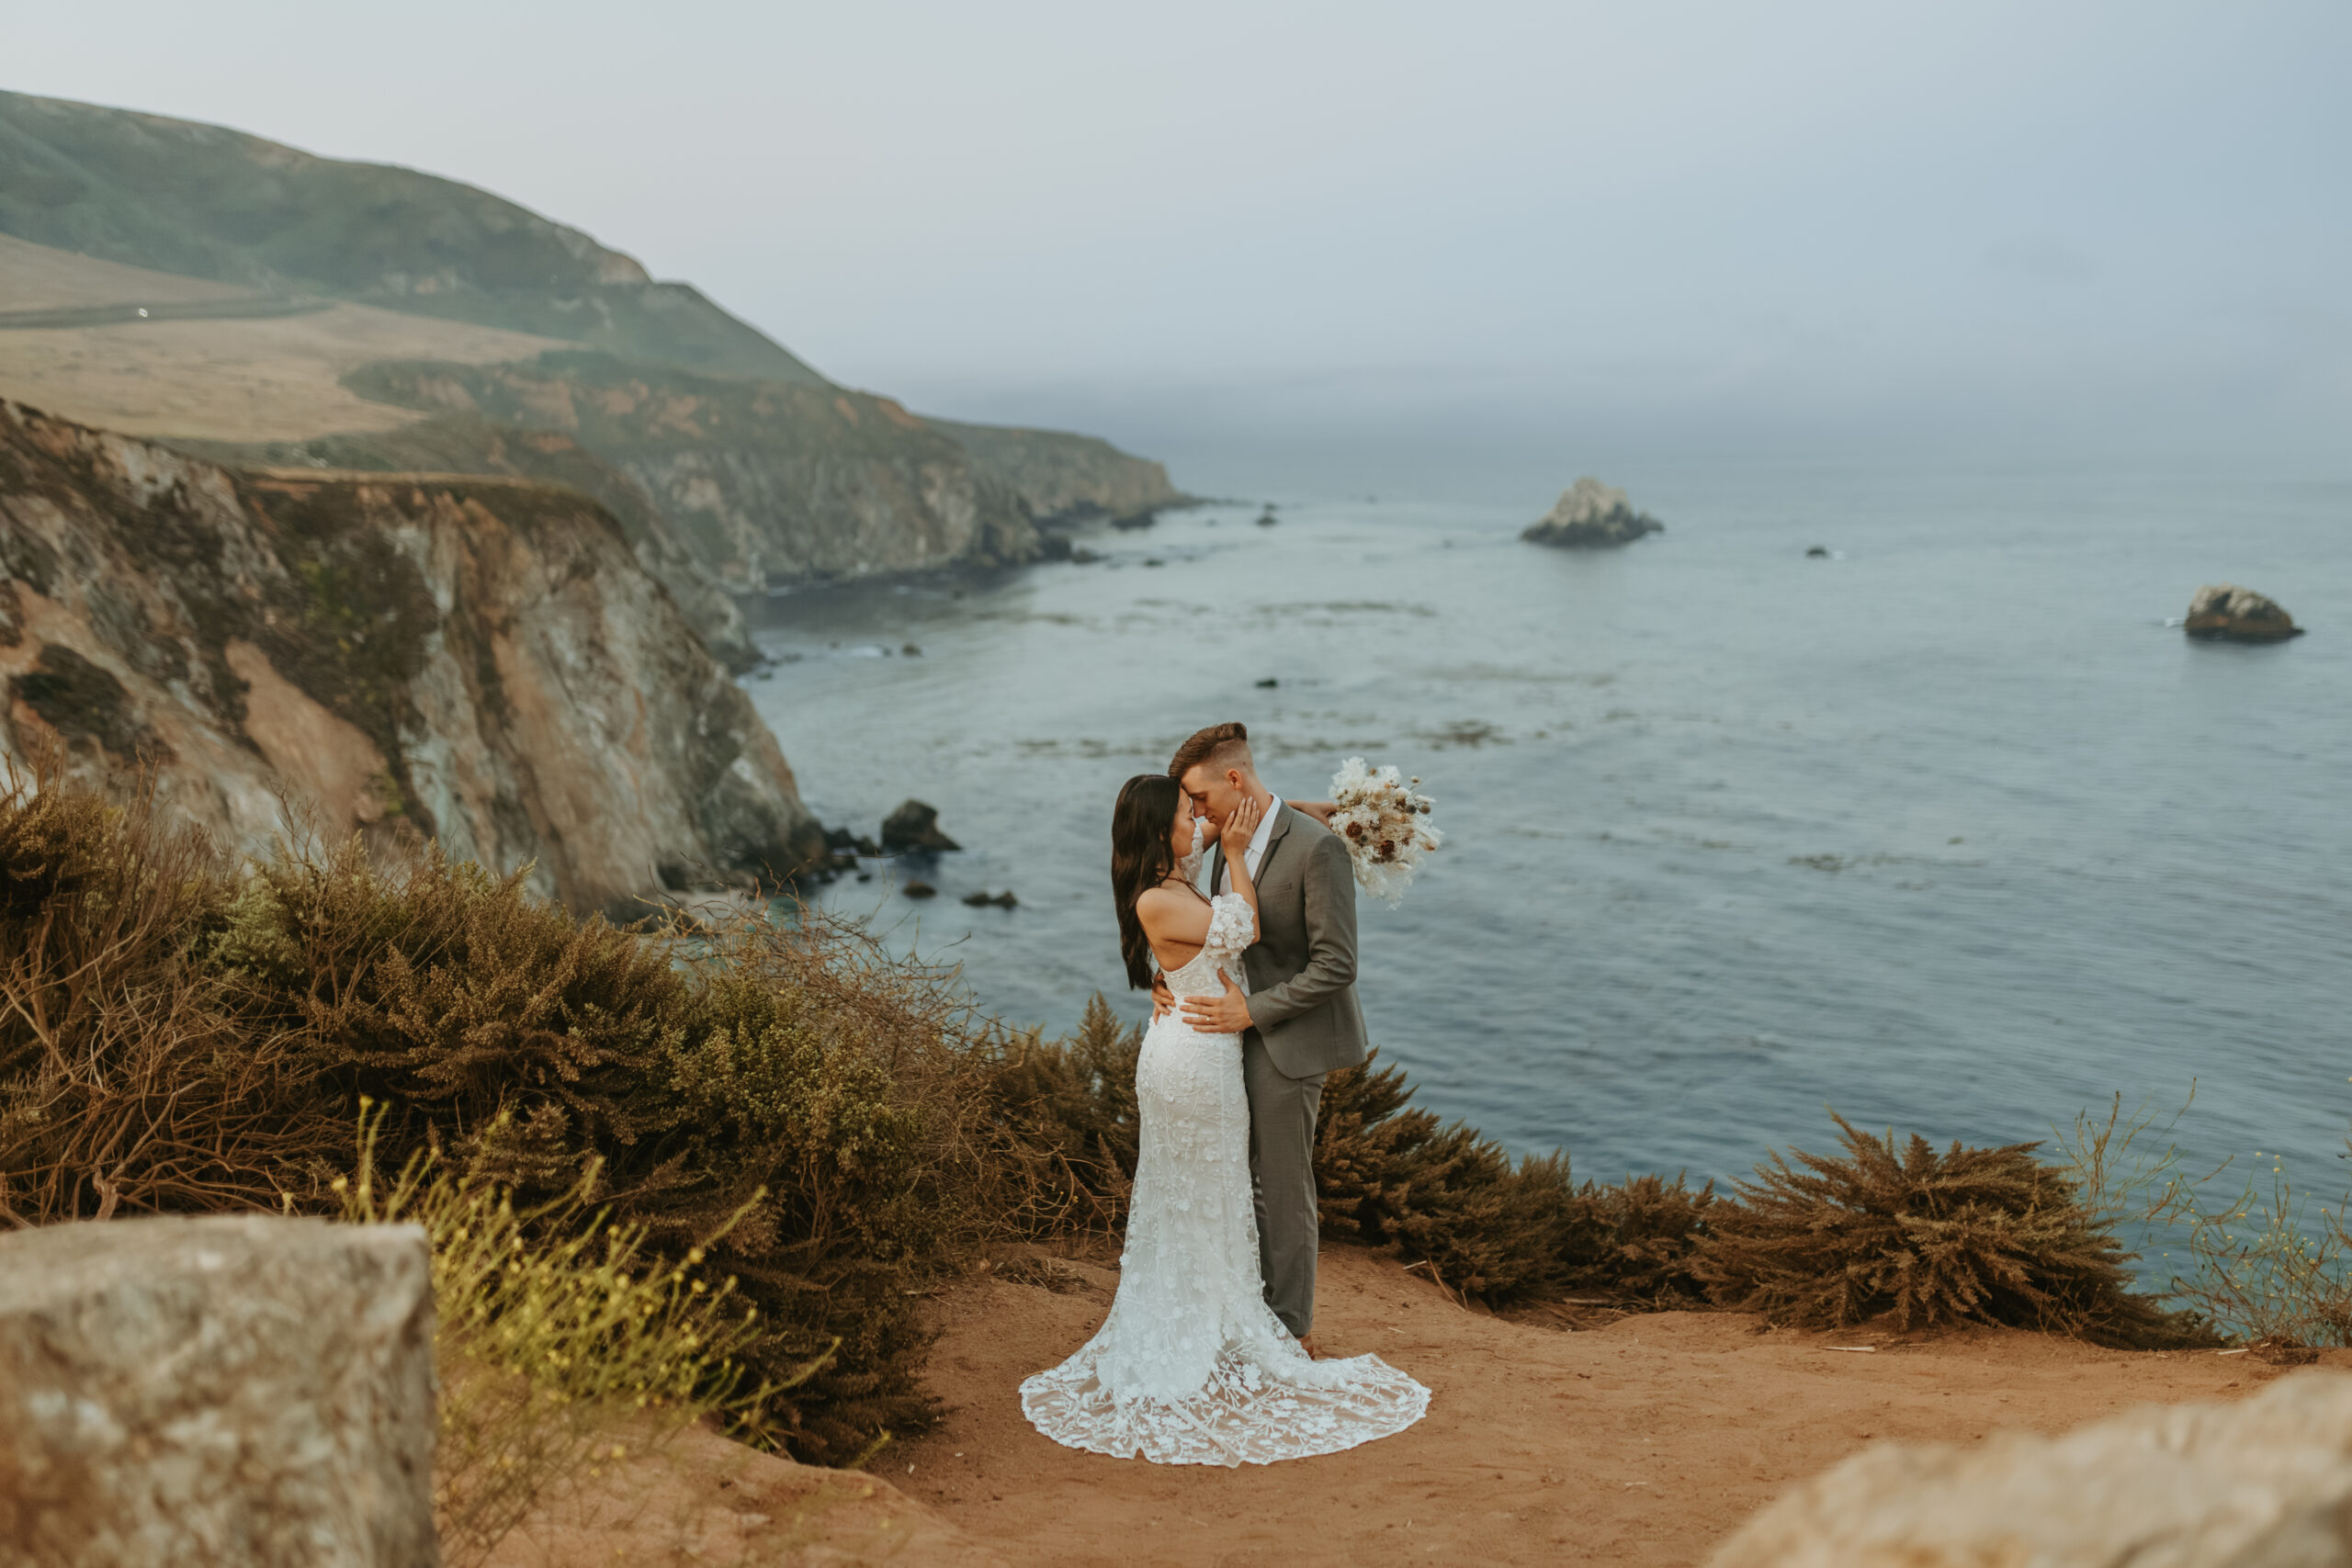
xmin=2186 ymin=583 xmax=2304 ymax=642
xmin=1522 ymin=477 xmax=1664 ymax=547
xmin=1708 ymin=1369 xmax=2352 ymax=1568
xmin=0 ymin=1214 xmax=437 ymax=1567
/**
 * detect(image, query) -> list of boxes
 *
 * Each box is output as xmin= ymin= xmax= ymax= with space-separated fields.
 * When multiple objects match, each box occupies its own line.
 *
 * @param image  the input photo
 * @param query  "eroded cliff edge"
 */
xmin=0 ymin=398 xmax=824 ymax=916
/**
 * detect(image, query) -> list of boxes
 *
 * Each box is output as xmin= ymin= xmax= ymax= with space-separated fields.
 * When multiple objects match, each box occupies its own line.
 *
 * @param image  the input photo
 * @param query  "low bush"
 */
xmin=1692 ymin=1112 xmax=2211 ymax=1346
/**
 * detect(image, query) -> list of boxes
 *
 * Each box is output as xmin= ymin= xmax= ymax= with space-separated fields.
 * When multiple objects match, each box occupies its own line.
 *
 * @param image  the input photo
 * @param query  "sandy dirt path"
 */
xmin=895 ymin=1244 xmax=2312 ymax=1568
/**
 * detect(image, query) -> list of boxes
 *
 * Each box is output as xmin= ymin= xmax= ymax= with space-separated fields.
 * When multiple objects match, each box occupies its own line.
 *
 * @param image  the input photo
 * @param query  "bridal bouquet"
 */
xmin=1329 ymin=757 xmax=1442 ymax=905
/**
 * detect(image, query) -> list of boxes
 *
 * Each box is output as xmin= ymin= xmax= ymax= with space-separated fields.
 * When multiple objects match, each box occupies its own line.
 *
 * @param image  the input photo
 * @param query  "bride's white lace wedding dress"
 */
xmin=1020 ymin=891 xmax=1429 ymax=1465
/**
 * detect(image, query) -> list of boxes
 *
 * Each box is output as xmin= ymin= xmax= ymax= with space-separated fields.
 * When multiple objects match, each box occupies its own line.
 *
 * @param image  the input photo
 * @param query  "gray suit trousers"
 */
xmin=1242 ymin=1030 xmax=1325 ymax=1337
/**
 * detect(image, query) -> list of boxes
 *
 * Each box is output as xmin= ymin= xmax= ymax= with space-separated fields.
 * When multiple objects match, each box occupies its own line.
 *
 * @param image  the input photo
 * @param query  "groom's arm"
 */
xmin=1245 ymin=830 xmax=1358 ymax=1031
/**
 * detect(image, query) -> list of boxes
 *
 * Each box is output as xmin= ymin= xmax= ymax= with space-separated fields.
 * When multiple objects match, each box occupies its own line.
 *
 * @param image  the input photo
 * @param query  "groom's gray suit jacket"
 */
xmin=1211 ymin=803 xmax=1370 ymax=1079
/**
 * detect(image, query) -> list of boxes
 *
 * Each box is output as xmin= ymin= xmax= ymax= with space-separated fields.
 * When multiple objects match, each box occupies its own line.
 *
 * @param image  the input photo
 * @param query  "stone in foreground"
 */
xmin=2186 ymin=582 xmax=2303 ymax=641
xmin=0 ymin=1214 xmax=436 ymax=1568
xmin=1709 ymin=1369 xmax=2352 ymax=1568
xmin=1522 ymin=477 xmax=1665 ymax=547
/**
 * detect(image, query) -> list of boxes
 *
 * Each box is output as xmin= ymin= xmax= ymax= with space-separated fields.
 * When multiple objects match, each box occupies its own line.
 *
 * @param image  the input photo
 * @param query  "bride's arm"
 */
xmin=1285 ymin=799 xmax=1339 ymax=829
xmin=1217 ymin=795 xmax=1265 ymax=934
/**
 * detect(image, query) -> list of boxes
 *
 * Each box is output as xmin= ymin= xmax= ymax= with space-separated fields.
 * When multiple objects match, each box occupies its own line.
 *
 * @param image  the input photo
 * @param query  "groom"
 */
xmin=1159 ymin=721 xmax=1367 ymax=1355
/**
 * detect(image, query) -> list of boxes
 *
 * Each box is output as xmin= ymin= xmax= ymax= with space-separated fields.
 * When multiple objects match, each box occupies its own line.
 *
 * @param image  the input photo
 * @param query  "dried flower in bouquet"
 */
xmin=1328 ymin=757 xmax=1442 ymax=905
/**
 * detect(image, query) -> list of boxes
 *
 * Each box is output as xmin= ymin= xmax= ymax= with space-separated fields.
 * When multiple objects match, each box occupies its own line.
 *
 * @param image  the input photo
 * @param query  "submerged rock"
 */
xmin=881 ymin=799 xmax=962 ymax=853
xmin=1709 ymin=1370 xmax=2352 ymax=1568
xmin=2186 ymin=582 xmax=2303 ymax=641
xmin=0 ymin=1215 xmax=435 ymax=1567
xmin=1522 ymin=478 xmax=1664 ymax=547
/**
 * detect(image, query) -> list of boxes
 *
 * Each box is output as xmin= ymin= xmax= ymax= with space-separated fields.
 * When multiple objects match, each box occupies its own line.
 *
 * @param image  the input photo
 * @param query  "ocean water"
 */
xmin=744 ymin=462 xmax=2350 ymax=1192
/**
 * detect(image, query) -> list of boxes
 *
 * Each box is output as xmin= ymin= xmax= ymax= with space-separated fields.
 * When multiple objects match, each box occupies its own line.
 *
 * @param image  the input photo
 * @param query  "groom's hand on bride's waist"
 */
xmin=1181 ymin=976 xmax=1253 ymax=1033
xmin=1150 ymin=974 xmax=1174 ymax=1021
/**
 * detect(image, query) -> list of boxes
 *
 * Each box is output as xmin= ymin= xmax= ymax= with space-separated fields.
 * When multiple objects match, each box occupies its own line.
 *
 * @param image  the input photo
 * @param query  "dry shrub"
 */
xmin=1560 ymin=1171 xmax=1717 ymax=1304
xmin=0 ymin=760 xmax=311 ymax=1223
xmin=983 ymin=994 xmax=1140 ymax=1235
xmin=1315 ymin=1051 xmax=1716 ymax=1306
xmin=0 ymin=764 xmax=1074 ymax=1463
xmin=1694 ymin=1112 xmax=2208 ymax=1346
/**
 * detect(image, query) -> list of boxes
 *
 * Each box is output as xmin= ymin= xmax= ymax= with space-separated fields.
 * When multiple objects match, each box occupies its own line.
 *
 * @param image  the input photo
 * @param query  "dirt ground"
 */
xmin=499 ymin=1244 xmax=2321 ymax=1566
xmin=890 ymin=1244 xmax=2322 ymax=1568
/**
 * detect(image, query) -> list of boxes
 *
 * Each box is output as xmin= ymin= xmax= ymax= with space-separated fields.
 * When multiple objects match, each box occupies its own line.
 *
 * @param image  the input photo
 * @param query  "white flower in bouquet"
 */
xmin=1328 ymin=757 xmax=1442 ymax=905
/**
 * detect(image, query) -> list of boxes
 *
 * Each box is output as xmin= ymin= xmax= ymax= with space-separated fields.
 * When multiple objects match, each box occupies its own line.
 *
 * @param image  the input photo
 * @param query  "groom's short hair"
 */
xmin=1170 ymin=722 xmax=1251 ymax=780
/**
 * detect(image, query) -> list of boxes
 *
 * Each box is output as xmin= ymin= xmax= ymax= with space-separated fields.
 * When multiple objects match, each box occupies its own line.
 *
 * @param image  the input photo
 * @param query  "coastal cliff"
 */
xmin=0 ymin=398 xmax=824 ymax=916
xmin=0 ymin=91 xmax=1185 ymax=638
xmin=337 ymin=355 xmax=1043 ymax=590
xmin=923 ymin=418 xmax=1182 ymax=524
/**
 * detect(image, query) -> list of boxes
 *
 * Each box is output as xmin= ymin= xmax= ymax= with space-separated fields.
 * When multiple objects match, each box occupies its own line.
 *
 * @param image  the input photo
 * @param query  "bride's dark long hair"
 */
xmin=1112 ymin=773 xmax=1187 ymax=988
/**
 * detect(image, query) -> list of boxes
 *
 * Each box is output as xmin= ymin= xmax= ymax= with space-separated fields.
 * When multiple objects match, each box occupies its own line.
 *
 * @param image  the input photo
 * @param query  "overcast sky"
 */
xmin=15 ymin=1 xmax=2349 ymax=493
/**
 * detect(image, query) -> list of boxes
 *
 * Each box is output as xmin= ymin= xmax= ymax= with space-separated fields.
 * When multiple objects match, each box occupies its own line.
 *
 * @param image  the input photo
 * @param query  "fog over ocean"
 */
xmin=747 ymin=458 xmax=2350 ymax=1191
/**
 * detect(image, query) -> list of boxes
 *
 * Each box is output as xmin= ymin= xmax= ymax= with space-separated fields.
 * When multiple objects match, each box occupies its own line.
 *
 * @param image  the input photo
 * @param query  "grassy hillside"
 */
xmin=0 ymin=90 xmax=822 ymax=384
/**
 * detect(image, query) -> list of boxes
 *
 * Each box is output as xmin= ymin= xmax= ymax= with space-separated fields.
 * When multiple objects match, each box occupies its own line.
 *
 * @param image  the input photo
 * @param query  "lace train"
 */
xmin=1020 ymin=895 xmax=1430 ymax=1465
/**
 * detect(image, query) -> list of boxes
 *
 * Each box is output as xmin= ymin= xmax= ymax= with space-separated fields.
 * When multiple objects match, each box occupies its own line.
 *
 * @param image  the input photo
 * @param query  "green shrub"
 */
xmin=338 ymin=1105 xmax=788 ymax=1566
xmin=1693 ymin=1112 xmax=2208 ymax=1346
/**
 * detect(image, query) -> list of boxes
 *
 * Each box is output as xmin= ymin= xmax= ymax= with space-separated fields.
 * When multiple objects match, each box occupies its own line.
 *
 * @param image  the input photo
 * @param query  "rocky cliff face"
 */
xmin=0 ymin=398 xmax=823 ymax=916
xmin=923 ymin=418 xmax=1184 ymax=523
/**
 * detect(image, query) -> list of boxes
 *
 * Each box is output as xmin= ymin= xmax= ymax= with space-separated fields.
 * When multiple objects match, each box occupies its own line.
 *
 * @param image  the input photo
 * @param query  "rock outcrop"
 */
xmin=2186 ymin=582 xmax=2303 ymax=642
xmin=1709 ymin=1369 xmax=2352 ymax=1568
xmin=881 ymin=799 xmax=962 ymax=854
xmin=1522 ymin=477 xmax=1664 ymax=547
xmin=0 ymin=1214 xmax=436 ymax=1568
xmin=0 ymin=398 xmax=825 ymax=916
xmin=922 ymin=417 xmax=1185 ymax=524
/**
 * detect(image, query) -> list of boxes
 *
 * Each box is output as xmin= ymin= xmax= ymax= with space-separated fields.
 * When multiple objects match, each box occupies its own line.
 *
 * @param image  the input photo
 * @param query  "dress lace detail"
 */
xmin=1019 ymin=890 xmax=1429 ymax=1465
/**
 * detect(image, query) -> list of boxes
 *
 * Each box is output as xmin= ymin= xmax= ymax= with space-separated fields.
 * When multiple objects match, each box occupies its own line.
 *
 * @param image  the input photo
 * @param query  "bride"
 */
xmin=1019 ymin=773 xmax=1429 ymax=1466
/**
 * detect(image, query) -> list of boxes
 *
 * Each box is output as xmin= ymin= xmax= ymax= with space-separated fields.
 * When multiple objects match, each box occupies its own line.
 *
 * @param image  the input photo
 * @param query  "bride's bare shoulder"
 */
xmin=1135 ymin=885 xmax=1207 ymax=930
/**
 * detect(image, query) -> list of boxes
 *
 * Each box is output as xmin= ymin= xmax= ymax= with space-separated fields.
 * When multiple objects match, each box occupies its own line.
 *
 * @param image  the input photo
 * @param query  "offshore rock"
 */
xmin=881 ymin=799 xmax=961 ymax=854
xmin=0 ymin=1214 xmax=436 ymax=1568
xmin=0 ymin=398 xmax=825 ymax=916
xmin=1708 ymin=1370 xmax=2352 ymax=1568
xmin=2185 ymin=582 xmax=2303 ymax=642
xmin=1522 ymin=477 xmax=1664 ymax=548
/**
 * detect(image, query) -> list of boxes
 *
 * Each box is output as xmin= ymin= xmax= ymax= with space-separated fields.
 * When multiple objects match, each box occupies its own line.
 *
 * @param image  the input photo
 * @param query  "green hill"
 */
xmin=0 ymin=89 xmax=823 ymax=383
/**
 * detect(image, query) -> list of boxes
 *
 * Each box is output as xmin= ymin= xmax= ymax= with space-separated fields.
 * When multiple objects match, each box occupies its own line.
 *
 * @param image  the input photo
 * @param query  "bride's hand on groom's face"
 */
xmin=1219 ymin=795 xmax=1262 ymax=862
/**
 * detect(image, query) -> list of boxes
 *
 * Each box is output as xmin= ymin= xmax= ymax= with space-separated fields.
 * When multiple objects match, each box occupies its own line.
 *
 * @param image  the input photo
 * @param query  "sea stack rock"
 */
xmin=0 ymin=1215 xmax=437 ymax=1568
xmin=1522 ymin=478 xmax=1664 ymax=547
xmin=881 ymin=798 xmax=962 ymax=853
xmin=2185 ymin=583 xmax=2303 ymax=641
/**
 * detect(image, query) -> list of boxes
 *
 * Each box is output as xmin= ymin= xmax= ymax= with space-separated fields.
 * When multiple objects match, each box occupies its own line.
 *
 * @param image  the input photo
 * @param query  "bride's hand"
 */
xmin=1219 ymin=794 xmax=1262 ymax=862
